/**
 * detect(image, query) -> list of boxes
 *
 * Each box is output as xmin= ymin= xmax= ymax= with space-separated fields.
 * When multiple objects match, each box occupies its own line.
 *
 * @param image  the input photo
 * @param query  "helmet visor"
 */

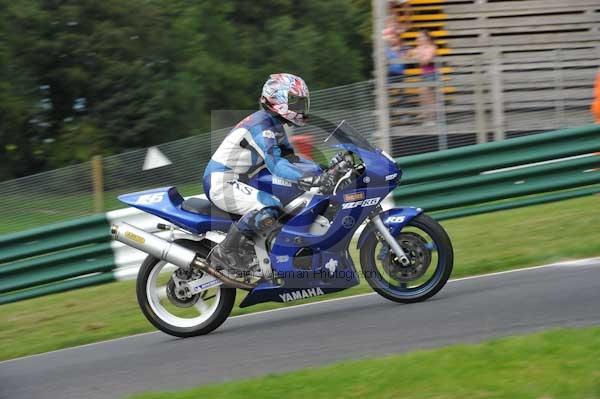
xmin=288 ymin=94 xmax=309 ymax=117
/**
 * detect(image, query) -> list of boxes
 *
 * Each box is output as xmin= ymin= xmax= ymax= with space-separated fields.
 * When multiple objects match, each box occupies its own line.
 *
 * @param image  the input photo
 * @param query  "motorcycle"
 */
xmin=111 ymin=120 xmax=453 ymax=337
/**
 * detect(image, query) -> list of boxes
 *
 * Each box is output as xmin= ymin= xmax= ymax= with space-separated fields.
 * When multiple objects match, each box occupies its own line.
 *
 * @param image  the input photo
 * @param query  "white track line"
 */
xmin=1 ymin=256 xmax=599 ymax=365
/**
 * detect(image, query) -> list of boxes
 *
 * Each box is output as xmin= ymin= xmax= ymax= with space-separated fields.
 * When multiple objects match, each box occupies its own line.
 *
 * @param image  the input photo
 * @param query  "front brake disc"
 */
xmin=382 ymin=232 xmax=432 ymax=283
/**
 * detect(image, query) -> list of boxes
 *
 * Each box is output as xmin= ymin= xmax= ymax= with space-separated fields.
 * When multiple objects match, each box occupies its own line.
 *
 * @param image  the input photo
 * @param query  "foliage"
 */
xmin=0 ymin=0 xmax=372 ymax=179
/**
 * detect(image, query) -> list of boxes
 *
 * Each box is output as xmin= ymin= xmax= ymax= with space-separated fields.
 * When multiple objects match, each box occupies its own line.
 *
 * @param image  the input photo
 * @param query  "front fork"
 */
xmin=371 ymin=213 xmax=411 ymax=266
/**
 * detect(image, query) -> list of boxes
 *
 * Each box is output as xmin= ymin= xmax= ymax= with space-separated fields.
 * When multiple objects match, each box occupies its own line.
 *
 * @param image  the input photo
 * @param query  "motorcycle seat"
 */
xmin=181 ymin=198 xmax=240 ymax=220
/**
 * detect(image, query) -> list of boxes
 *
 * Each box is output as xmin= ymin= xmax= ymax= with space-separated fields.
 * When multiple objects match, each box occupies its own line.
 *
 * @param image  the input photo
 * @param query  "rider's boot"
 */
xmin=209 ymin=223 xmax=253 ymax=275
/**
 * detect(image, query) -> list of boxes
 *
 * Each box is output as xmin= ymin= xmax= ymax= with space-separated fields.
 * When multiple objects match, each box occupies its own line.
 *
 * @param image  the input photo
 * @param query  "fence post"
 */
xmin=490 ymin=49 xmax=505 ymax=141
xmin=92 ymin=155 xmax=104 ymax=213
xmin=435 ymin=60 xmax=448 ymax=150
xmin=474 ymin=55 xmax=487 ymax=143
xmin=373 ymin=0 xmax=391 ymax=153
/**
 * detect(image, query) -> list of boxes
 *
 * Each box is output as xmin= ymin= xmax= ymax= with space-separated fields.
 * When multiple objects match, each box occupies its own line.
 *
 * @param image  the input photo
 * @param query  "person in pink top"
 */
xmin=410 ymin=30 xmax=438 ymax=126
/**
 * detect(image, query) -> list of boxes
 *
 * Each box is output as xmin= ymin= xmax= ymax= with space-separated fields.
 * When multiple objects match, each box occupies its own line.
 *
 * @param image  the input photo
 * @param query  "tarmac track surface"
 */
xmin=1 ymin=258 xmax=599 ymax=399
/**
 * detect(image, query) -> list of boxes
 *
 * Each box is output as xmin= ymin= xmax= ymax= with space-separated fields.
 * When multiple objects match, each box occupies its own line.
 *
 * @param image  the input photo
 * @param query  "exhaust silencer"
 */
xmin=111 ymin=222 xmax=196 ymax=270
xmin=111 ymin=222 xmax=255 ymax=290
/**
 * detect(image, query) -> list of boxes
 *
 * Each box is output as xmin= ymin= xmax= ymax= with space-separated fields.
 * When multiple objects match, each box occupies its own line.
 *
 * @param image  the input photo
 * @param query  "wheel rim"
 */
xmin=369 ymin=223 xmax=447 ymax=297
xmin=146 ymin=261 xmax=222 ymax=328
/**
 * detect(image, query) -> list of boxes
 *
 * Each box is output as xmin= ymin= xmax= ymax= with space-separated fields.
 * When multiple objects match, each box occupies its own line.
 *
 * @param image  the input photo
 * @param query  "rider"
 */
xmin=204 ymin=73 xmax=333 ymax=273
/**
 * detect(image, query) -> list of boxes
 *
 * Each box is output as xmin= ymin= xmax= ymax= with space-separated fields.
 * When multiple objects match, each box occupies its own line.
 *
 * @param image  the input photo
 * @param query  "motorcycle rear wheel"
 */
xmin=136 ymin=240 xmax=236 ymax=337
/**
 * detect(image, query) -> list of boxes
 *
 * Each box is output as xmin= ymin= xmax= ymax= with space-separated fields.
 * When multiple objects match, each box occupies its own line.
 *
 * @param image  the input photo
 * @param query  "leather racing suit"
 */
xmin=203 ymin=109 xmax=318 ymax=234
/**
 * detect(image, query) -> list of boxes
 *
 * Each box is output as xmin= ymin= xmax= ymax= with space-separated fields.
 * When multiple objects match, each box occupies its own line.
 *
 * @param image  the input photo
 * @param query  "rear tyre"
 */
xmin=360 ymin=213 xmax=453 ymax=303
xmin=136 ymin=240 xmax=236 ymax=337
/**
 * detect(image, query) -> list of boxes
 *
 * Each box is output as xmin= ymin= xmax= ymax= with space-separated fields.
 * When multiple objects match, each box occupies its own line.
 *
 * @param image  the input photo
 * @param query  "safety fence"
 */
xmin=1 ymin=124 xmax=599 ymax=305
xmin=0 ymin=80 xmax=376 ymax=235
xmin=3 ymin=62 xmax=598 ymax=236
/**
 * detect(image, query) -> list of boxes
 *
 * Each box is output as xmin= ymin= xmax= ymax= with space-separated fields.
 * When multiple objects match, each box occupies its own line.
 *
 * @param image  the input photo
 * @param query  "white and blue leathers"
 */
xmin=203 ymin=110 xmax=317 ymax=233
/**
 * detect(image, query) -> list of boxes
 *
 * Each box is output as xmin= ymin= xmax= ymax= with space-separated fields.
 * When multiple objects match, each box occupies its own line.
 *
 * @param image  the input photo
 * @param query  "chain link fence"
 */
xmin=1 ymin=53 xmax=597 ymax=233
xmin=0 ymin=81 xmax=377 ymax=233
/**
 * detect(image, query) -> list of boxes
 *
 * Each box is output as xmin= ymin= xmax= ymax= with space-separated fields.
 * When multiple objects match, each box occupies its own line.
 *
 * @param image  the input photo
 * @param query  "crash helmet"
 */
xmin=260 ymin=73 xmax=310 ymax=126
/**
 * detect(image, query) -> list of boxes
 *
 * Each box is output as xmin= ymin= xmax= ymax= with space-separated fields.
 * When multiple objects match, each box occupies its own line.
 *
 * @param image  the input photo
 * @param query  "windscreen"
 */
xmin=288 ymin=116 xmax=377 ymax=168
xmin=324 ymin=120 xmax=376 ymax=152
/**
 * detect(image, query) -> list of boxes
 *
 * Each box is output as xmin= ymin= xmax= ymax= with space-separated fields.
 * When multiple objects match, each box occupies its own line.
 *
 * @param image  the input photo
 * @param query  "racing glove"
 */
xmin=298 ymin=171 xmax=336 ymax=193
xmin=329 ymin=152 xmax=346 ymax=168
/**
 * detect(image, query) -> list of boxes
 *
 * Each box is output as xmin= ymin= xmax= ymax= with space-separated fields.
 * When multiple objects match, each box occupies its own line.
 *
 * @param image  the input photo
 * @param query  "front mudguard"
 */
xmin=357 ymin=207 xmax=423 ymax=248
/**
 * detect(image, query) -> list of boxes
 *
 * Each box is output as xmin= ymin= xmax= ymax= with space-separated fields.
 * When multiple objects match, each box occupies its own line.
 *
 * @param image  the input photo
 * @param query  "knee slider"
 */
xmin=252 ymin=207 xmax=282 ymax=232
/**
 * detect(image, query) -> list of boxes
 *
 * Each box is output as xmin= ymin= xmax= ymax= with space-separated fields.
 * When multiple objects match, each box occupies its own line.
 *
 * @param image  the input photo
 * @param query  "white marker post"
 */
xmin=142 ymin=146 xmax=172 ymax=171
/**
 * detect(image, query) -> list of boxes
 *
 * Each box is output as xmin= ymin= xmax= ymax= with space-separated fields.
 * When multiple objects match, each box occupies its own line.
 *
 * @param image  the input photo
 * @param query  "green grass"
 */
xmin=0 ymin=195 xmax=598 ymax=361
xmin=128 ymin=326 xmax=600 ymax=399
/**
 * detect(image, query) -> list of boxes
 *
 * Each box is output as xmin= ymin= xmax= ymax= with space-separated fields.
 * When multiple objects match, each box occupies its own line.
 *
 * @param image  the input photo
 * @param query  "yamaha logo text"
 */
xmin=279 ymin=287 xmax=325 ymax=302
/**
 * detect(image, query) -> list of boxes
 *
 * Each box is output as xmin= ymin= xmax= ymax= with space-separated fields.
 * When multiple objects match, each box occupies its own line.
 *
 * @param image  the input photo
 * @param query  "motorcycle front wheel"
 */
xmin=360 ymin=213 xmax=453 ymax=303
xmin=136 ymin=239 xmax=236 ymax=337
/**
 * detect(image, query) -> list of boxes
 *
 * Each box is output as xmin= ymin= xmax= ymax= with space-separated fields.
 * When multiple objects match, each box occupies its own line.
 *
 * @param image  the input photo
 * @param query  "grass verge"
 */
xmin=0 ymin=195 xmax=599 ymax=361
xmin=128 ymin=326 xmax=600 ymax=399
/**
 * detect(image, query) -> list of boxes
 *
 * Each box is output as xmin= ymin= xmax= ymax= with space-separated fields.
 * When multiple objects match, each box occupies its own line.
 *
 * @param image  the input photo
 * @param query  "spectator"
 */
xmin=383 ymin=0 xmax=411 ymax=80
xmin=384 ymin=0 xmax=411 ymax=38
xmin=385 ymin=36 xmax=407 ymax=80
xmin=410 ymin=30 xmax=438 ymax=126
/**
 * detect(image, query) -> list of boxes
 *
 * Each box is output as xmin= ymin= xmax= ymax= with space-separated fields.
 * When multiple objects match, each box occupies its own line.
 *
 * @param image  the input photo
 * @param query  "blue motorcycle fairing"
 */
xmin=249 ymin=168 xmax=305 ymax=206
xmin=356 ymin=206 xmax=424 ymax=248
xmin=117 ymin=121 xmax=410 ymax=309
xmin=239 ymin=168 xmax=396 ymax=307
xmin=247 ymin=161 xmax=323 ymax=205
xmin=334 ymin=144 xmax=401 ymax=187
xmin=239 ymin=249 xmax=359 ymax=307
xmin=118 ymin=187 xmax=236 ymax=234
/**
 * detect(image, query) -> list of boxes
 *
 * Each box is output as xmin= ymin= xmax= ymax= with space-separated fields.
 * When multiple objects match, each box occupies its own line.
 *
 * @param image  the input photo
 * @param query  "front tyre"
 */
xmin=136 ymin=240 xmax=236 ymax=337
xmin=360 ymin=213 xmax=453 ymax=303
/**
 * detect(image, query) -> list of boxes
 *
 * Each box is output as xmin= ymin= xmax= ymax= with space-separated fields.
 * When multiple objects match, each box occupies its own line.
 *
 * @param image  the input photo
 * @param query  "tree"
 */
xmin=2 ymin=0 xmax=196 ymax=168
xmin=0 ymin=12 xmax=48 ymax=179
xmin=0 ymin=0 xmax=372 ymax=178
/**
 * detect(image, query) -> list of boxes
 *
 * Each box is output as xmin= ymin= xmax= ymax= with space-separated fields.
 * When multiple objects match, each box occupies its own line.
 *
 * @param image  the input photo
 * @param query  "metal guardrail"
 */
xmin=0 ymin=215 xmax=114 ymax=304
xmin=0 ymin=124 xmax=599 ymax=305
xmin=394 ymin=124 xmax=600 ymax=219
